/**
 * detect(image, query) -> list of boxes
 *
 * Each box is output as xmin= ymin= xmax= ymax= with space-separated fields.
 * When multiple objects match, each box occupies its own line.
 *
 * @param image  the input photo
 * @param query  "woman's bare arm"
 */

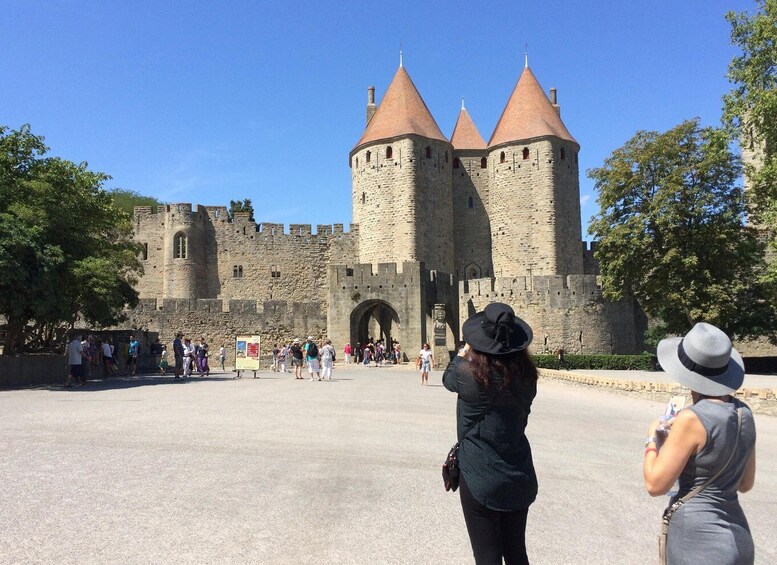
xmin=738 ymin=450 xmax=756 ymax=493
xmin=643 ymin=410 xmax=706 ymax=496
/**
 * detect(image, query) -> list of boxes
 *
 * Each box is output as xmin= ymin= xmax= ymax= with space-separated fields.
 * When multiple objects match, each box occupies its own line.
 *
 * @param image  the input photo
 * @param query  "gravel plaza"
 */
xmin=1 ymin=366 xmax=775 ymax=565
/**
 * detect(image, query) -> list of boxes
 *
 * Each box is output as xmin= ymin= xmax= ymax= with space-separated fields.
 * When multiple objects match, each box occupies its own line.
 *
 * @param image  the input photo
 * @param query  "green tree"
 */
xmin=0 ymin=125 xmax=142 ymax=354
xmin=228 ymin=198 xmax=254 ymax=221
xmin=109 ymin=188 xmax=163 ymax=217
xmin=588 ymin=119 xmax=775 ymax=338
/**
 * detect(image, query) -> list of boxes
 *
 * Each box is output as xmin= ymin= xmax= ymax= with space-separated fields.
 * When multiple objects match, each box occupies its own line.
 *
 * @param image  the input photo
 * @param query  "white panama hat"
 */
xmin=656 ymin=322 xmax=744 ymax=396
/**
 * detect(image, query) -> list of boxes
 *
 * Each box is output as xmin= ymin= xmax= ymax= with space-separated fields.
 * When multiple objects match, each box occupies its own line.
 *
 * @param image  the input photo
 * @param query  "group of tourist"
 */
xmin=443 ymin=303 xmax=758 ymax=564
xmin=167 ymin=332 xmax=227 ymax=380
xmin=271 ymin=337 xmax=337 ymax=381
xmin=64 ymin=333 xmax=139 ymax=386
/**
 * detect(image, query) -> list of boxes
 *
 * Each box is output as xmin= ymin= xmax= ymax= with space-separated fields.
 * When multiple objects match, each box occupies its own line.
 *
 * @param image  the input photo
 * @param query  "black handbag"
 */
xmin=443 ymin=390 xmax=499 ymax=492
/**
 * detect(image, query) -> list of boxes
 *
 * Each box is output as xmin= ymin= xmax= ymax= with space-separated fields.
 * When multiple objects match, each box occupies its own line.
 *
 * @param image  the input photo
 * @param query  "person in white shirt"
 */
xmin=183 ymin=338 xmax=196 ymax=377
xmin=219 ymin=345 xmax=226 ymax=372
xmin=418 ymin=343 xmax=434 ymax=386
xmin=320 ymin=340 xmax=336 ymax=380
xmin=65 ymin=334 xmax=90 ymax=387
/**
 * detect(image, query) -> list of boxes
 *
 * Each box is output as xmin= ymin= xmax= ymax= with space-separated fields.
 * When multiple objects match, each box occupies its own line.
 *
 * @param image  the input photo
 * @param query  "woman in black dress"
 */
xmin=443 ymin=303 xmax=538 ymax=565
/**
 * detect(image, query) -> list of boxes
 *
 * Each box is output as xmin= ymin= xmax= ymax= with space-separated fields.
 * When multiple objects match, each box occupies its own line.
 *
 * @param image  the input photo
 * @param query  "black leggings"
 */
xmin=459 ymin=476 xmax=530 ymax=565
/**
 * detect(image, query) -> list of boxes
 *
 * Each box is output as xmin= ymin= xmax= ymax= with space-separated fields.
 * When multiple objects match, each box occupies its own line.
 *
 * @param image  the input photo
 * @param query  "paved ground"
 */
xmin=1 ymin=366 xmax=775 ymax=564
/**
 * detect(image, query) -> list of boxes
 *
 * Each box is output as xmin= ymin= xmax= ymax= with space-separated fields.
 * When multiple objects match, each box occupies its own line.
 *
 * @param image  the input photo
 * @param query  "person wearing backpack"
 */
xmin=305 ymin=336 xmax=321 ymax=381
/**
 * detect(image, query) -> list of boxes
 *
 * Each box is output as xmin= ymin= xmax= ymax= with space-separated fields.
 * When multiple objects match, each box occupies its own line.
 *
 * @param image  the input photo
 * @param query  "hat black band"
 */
xmin=677 ymin=342 xmax=728 ymax=377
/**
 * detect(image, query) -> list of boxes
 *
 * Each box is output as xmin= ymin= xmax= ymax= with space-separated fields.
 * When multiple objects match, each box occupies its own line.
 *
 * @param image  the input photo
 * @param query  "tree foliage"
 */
xmin=228 ymin=198 xmax=254 ymax=221
xmin=109 ymin=188 xmax=163 ymax=217
xmin=0 ymin=125 xmax=142 ymax=354
xmin=588 ymin=119 xmax=775 ymax=338
xmin=723 ymin=0 xmax=777 ymax=297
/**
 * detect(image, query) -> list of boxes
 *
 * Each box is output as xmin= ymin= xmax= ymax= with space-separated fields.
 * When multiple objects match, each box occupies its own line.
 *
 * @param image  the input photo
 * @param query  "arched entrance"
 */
xmin=350 ymin=300 xmax=400 ymax=348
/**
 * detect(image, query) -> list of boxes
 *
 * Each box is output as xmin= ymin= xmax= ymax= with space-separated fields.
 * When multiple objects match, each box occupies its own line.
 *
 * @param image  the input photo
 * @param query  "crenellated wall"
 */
xmin=460 ymin=275 xmax=646 ymax=354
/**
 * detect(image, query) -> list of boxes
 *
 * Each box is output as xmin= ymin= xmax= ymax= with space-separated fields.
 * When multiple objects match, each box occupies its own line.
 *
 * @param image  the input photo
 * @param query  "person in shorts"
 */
xmin=65 ymin=333 xmax=90 ymax=387
xmin=418 ymin=342 xmax=434 ymax=385
xmin=305 ymin=336 xmax=321 ymax=381
xmin=126 ymin=335 xmax=139 ymax=376
xmin=159 ymin=345 xmax=169 ymax=375
xmin=290 ymin=338 xmax=304 ymax=379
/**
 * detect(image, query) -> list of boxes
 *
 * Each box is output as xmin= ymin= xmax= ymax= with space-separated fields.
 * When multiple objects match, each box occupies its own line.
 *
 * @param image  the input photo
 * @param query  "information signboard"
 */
xmin=235 ymin=335 xmax=261 ymax=371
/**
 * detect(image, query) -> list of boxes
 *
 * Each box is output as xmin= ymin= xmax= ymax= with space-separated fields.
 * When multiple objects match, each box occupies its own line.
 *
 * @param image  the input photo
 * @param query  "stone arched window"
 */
xmin=465 ymin=263 xmax=482 ymax=279
xmin=522 ymin=147 xmax=530 ymax=160
xmin=271 ymin=265 xmax=281 ymax=278
xmin=560 ymin=147 xmax=566 ymax=160
xmin=468 ymin=196 xmax=474 ymax=208
xmin=480 ymin=157 xmax=487 ymax=169
xmin=366 ymin=151 xmax=371 ymax=163
xmin=386 ymin=146 xmax=393 ymax=159
xmin=425 ymin=146 xmax=431 ymax=158
xmin=174 ymin=233 xmax=187 ymax=259
xmin=233 ymin=265 xmax=243 ymax=278
xmin=453 ymin=157 xmax=460 ymax=169
xmin=499 ymin=151 xmax=506 ymax=163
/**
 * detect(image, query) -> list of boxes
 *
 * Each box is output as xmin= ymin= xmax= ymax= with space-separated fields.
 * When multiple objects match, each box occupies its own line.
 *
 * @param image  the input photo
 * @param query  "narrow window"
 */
xmin=366 ymin=151 xmax=371 ymax=163
xmin=233 ymin=265 xmax=239 ymax=278
xmin=499 ymin=151 xmax=506 ymax=163
xmin=575 ymin=153 xmax=578 ymax=164
xmin=238 ymin=266 xmax=243 ymax=278
xmin=142 ymin=243 xmax=148 ymax=260
xmin=480 ymin=157 xmax=487 ymax=169
xmin=271 ymin=265 xmax=281 ymax=278
xmin=560 ymin=147 xmax=566 ymax=160
xmin=386 ymin=146 xmax=393 ymax=159
xmin=355 ymin=157 xmax=359 ymax=167
xmin=174 ymin=233 xmax=187 ymax=259
xmin=522 ymin=147 xmax=529 ymax=160
xmin=362 ymin=192 xmax=366 ymax=204
xmin=468 ymin=196 xmax=474 ymax=208
xmin=425 ymin=146 xmax=431 ymax=158
xmin=445 ymin=151 xmax=449 ymax=163
xmin=453 ymin=157 xmax=460 ymax=169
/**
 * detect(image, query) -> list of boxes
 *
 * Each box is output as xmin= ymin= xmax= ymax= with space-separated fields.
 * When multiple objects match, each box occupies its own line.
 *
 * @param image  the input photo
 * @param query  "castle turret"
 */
xmin=487 ymin=64 xmax=583 ymax=277
xmin=162 ymin=203 xmax=208 ymax=299
xmin=450 ymin=101 xmax=493 ymax=280
xmin=350 ymin=65 xmax=454 ymax=272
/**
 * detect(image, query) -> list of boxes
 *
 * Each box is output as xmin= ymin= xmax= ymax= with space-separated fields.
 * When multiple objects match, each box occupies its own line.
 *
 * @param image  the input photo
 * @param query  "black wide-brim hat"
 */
xmin=462 ymin=303 xmax=533 ymax=355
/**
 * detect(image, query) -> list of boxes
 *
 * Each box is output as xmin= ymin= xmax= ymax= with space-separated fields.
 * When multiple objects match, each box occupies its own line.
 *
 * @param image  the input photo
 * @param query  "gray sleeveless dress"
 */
xmin=666 ymin=398 xmax=756 ymax=565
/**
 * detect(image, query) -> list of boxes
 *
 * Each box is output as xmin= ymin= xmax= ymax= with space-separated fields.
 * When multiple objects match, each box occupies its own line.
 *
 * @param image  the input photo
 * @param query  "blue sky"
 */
xmin=2 ymin=1 xmax=753 ymax=237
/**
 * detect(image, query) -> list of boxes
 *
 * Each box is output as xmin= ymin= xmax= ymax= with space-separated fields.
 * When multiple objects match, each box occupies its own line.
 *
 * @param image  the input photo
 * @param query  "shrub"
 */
xmin=532 ymin=353 xmax=657 ymax=371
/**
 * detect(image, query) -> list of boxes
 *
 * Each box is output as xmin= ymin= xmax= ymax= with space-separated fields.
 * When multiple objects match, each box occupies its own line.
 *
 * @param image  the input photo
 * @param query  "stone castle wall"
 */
xmin=460 ymin=275 xmax=646 ymax=354
xmin=452 ymin=149 xmax=493 ymax=280
xmin=487 ymin=138 xmax=583 ymax=277
xmin=350 ymin=136 xmax=454 ymax=272
xmin=133 ymin=205 xmax=358 ymax=313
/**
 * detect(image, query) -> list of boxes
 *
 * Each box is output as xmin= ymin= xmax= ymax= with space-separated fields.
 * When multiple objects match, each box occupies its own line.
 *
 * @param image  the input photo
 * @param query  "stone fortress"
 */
xmin=127 ymin=58 xmax=646 ymax=363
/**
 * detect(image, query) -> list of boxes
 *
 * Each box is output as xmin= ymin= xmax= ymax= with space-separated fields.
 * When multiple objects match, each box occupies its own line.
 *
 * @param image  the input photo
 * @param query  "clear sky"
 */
xmin=2 ymin=1 xmax=754 ymax=237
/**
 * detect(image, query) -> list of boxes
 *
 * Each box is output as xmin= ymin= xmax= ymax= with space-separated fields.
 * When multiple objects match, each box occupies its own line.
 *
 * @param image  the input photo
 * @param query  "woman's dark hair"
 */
xmin=467 ymin=348 xmax=538 ymax=389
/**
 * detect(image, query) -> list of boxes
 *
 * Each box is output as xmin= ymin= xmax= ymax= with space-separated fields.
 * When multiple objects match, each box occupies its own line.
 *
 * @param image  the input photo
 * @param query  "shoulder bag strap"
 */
xmin=677 ymin=407 xmax=743 ymax=505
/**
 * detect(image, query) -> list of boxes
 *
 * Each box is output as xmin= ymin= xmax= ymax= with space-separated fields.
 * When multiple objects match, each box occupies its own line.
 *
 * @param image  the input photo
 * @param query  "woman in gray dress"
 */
xmin=643 ymin=323 xmax=757 ymax=565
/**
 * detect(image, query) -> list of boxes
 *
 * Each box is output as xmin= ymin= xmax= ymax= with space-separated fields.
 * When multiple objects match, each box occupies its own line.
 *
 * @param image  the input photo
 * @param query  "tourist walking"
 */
xmin=126 ymin=335 xmax=140 ymax=376
xmin=183 ymin=338 xmax=195 ymax=377
xmin=159 ymin=345 xmax=169 ymax=375
xmin=198 ymin=338 xmax=210 ymax=376
xmin=643 ymin=323 xmax=756 ymax=565
xmin=418 ymin=343 xmax=434 ymax=385
xmin=219 ymin=344 xmax=226 ymax=372
xmin=320 ymin=339 xmax=336 ymax=380
xmin=443 ymin=303 xmax=538 ymax=565
xmin=65 ymin=333 xmax=90 ymax=387
xmin=272 ymin=344 xmax=280 ymax=372
xmin=305 ymin=336 xmax=321 ymax=381
xmin=101 ymin=338 xmax=117 ymax=376
xmin=344 ymin=342 xmax=352 ymax=365
xmin=278 ymin=343 xmax=289 ymax=373
xmin=555 ymin=346 xmax=569 ymax=370
xmin=290 ymin=338 xmax=304 ymax=379
xmin=173 ymin=332 xmax=185 ymax=379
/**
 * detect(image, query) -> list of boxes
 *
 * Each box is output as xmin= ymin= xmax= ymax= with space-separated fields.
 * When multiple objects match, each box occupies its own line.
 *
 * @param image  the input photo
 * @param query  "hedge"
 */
xmin=532 ymin=353 xmax=657 ymax=371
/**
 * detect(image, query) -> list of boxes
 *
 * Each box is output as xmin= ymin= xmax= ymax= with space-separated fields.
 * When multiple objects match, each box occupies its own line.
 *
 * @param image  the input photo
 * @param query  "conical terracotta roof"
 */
xmin=353 ymin=66 xmax=448 ymax=152
xmin=489 ymin=67 xmax=577 ymax=148
xmin=451 ymin=107 xmax=487 ymax=150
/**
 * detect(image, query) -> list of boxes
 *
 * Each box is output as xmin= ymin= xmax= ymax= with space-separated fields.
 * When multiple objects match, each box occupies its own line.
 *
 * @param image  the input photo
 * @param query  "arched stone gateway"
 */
xmin=350 ymin=299 xmax=400 ymax=348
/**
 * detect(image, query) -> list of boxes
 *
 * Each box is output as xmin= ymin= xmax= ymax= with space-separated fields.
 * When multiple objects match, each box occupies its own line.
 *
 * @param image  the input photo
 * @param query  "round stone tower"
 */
xmin=350 ymin=65 xmax=454 ymax=273
xmin=487 ymin=65 xmax=583 ymax=277
xmin=162 ymin=203 xmax=207 ymax=299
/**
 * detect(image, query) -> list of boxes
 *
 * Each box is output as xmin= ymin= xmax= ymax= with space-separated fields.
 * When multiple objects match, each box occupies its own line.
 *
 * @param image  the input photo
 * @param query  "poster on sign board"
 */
xmin=235 ymin=335 xmax=261 ymax=370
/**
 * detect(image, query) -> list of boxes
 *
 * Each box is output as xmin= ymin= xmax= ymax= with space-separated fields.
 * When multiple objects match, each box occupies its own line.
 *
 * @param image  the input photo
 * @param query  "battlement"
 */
xmin=331 ymin=262 xmax=422 ymax=286
xmin=461 ymin=274 xmax=603 ymax=298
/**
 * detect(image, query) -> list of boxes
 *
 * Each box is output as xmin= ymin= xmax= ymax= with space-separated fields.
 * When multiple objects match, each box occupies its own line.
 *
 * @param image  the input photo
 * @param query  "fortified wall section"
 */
xmin=452 ymin=150 xmax=493 ymax=280
xmin=133 ymin=205 xmax=359 ymax=311
xmin=123 ymin=297 xmax=327 ymax=366
xmin=460 ymin=275 xmax=646 ymax=354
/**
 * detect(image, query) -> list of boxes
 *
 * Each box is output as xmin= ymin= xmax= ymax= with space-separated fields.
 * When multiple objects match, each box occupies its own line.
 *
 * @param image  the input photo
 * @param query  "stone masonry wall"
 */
xmin=452 ymin=149 xmax=493 ymax=280
xmin=488 ymin=138 xmax=583 ymax=277
xmin=460 ymin=275 xmax=646 ymax=354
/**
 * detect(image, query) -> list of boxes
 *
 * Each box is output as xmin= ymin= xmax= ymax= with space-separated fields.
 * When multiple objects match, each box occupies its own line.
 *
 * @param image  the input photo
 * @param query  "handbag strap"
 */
xmin=676 ymin=407 xmax=743 ymax=506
